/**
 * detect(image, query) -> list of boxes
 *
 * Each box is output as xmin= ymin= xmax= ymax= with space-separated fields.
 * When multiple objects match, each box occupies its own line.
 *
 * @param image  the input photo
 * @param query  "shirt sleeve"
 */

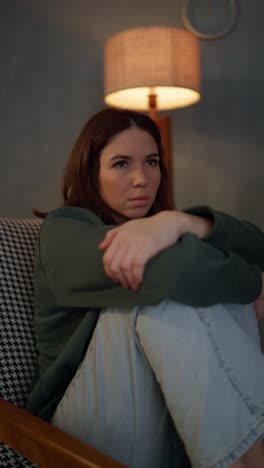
xmin=39 ymin=213 xmax=262 ymax=309
xmin=184 ymin=205 xmax=264 ymax=270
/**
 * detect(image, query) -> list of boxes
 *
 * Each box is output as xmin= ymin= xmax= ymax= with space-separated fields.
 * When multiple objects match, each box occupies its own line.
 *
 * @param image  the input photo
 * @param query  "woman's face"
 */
xmin=99 ymin=127 xmax=161 ymax=224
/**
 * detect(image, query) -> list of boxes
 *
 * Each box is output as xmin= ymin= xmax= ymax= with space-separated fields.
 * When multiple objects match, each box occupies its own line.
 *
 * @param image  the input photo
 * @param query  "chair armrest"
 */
xmin=0 ymin=400 xmax=125 ymax=467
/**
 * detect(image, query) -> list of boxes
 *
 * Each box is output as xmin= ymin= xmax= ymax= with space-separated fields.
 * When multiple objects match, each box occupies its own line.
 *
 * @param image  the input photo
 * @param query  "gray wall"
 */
xmin=1 ymin=0 xmax=264 ymax=229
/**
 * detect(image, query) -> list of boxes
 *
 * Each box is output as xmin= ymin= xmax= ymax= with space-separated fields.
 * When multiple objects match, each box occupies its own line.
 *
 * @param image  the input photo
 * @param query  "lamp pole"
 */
xmin=148 ymin=93 xmax=174 ymax=208
xmin=148 ymin=93 xmax=158 ymax=121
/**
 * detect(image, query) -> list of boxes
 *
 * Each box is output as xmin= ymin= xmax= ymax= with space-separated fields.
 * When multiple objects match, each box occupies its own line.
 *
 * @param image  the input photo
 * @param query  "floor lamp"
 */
xmin=104 ymin=26 xmax=201 ymax=207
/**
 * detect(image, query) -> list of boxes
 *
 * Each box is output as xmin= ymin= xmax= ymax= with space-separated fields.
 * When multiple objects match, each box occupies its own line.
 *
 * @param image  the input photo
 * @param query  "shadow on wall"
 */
xmin=171 ymin=76 xmax=264 ymax=229
xmin=178 ymin=78 xmax=264 ymax=145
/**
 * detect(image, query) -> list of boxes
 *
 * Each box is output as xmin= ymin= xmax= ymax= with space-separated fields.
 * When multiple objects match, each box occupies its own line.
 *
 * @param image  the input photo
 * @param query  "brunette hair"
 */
xmin=35 ymin=108 xmax=172 ymax=223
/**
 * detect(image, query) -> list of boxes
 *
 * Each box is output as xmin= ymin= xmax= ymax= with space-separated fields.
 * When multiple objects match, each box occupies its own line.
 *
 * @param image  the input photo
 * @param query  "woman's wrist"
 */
xmin=154 ymin=210 xmax=214 ymax=244
xmin=179 ymin=212 xmax=214 ymax=239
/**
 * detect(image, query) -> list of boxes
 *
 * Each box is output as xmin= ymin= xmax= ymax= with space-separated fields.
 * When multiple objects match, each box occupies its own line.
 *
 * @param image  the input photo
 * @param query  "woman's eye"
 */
xmin=113 ymin=160 xmax=127 ymax=168
xmin=147 ymin=159 xmax=159 ymax=166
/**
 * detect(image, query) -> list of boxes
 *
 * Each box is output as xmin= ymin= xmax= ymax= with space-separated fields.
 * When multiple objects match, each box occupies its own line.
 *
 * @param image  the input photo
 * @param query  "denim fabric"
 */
xmin=53 ymin=301 xmax=264 ymax=468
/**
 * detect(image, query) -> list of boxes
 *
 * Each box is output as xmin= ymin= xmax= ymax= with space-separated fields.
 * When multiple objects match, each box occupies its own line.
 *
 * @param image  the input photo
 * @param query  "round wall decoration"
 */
xmin=181 ymin=0 xmax=237 ymax=40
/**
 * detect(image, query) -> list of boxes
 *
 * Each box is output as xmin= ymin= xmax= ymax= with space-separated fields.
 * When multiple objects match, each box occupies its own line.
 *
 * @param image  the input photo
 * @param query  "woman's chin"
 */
xmin=113 ymin=209 xmax=147 ymax=223
xmin=126 ymin=206 xmax=150 ymax=218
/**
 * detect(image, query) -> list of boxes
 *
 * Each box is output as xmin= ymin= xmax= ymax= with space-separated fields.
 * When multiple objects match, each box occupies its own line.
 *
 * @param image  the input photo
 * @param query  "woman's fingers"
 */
xmin=99 ymin=228 xmax=118 ymax=250
xmin=99 ymin=225 xmax=159 ymax=290
xmin=118 ymin=247 xmax=147 ymax=290
xmin=105 ymin=245 xmax=131 ymax=288
xmin=103 ymin=237 xmax=155 ymax=290
xmin=101 ymin=234 xmax=135 ymax=288
xmin=104 ymin=241 xmax=140 ymax=289
xmin=102 ymin=241 xmax=121 ymax=281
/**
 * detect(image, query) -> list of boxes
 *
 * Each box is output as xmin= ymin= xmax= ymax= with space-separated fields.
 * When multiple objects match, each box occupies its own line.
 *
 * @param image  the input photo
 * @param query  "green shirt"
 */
xmin=26 ymin=206 xmax=264 ymax=422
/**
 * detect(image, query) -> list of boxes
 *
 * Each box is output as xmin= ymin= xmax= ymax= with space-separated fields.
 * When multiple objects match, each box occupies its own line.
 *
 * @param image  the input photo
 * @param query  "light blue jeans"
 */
xmin=52 ymin=301 xmax=264 ymax=468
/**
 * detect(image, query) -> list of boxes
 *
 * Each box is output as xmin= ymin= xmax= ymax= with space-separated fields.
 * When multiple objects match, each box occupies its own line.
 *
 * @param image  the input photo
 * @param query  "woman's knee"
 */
xmin=136 ymin=300 xmax=208 ymax=349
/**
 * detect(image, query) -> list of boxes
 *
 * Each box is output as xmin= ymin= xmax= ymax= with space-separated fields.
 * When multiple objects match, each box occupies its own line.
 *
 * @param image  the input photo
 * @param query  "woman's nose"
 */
xmin=132 ymin=168 xmax=148 ymax=186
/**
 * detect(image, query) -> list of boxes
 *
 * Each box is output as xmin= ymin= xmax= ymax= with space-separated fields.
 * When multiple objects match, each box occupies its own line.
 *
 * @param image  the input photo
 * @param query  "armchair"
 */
xmin=0 ymin=217 xmax=125 ymax=467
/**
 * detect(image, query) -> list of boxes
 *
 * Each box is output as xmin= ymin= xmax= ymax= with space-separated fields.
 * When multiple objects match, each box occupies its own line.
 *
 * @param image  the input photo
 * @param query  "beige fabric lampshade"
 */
xmin=104 ymin=26 xmax=201 ymax=111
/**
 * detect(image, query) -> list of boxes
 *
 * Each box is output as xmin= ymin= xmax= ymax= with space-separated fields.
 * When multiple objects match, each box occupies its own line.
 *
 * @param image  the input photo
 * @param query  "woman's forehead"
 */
xmin=102 ymin=128 xmax=158 ymax=157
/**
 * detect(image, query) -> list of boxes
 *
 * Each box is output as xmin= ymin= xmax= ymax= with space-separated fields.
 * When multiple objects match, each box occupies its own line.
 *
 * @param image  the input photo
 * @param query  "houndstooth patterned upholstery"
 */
xmin=0 ymin=217 xmax=42 ymax=467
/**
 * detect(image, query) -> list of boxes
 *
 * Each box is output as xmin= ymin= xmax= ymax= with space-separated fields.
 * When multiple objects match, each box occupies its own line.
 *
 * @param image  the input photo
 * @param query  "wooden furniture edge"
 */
xmin=0 ymin=400 xmax=125 ymax=467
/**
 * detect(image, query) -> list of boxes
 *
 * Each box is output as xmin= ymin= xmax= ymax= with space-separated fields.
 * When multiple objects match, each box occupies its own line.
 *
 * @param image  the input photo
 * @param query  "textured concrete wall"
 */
xmin=1 ymin=0 xmax=264 ymax=230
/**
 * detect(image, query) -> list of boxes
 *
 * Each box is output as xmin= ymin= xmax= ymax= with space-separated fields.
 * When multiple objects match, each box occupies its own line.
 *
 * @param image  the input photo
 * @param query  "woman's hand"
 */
xmin=99 ymin=210 xmax=213 ymax=290
xmin=254 ymin=272 xmax=264 ymax=321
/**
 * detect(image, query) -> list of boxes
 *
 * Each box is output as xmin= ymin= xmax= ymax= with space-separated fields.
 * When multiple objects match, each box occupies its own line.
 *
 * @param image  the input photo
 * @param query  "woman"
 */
xmin=27 ymin=108 xmax=264 ymax=468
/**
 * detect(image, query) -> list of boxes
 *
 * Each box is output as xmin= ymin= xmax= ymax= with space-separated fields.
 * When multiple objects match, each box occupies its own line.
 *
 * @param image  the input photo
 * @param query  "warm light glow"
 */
xmin=105 ymin=86 xmax=200 ymax=111
xmin=104 ymin=27 xmax=201 ymax=111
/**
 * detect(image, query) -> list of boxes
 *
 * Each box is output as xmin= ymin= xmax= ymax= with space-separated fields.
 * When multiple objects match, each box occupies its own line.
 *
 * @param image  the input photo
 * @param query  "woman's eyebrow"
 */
xmin=146 ymin=153 xmax=160 ymax=159
xmin=110 ymin=155 xmax=132 ymax=161
xmin=110 ymin=153 xmax=159 ymax=161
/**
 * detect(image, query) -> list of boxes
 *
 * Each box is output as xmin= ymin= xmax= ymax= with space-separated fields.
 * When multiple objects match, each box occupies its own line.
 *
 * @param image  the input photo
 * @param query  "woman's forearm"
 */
xmin=151 ymin=210 xmax=214 ymax=244
xmin=183 ymin=206 xmax=264 ymax=270
xmin=41 ymin=208 xmax=262 ymax=309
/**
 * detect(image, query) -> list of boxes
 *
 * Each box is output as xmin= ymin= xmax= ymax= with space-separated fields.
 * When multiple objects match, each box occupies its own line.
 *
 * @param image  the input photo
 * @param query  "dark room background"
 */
xmin=1 ymin=0 xmax=263 ymax=231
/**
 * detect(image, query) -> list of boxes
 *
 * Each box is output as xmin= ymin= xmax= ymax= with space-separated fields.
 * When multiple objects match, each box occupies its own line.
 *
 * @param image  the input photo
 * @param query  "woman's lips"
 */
xmin=128 ymin=196 xmax=150 ymax=206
